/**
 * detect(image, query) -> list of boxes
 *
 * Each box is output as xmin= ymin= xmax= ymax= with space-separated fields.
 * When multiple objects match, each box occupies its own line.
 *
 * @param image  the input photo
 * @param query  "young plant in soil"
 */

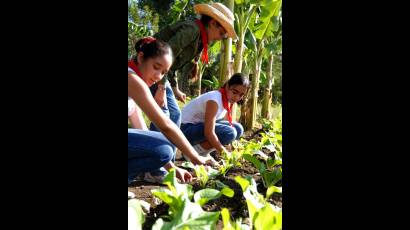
xmin=235 ymin=176 xmax=282 ymax=230
xmin=151 ymin=168 xmax=234 ymax=230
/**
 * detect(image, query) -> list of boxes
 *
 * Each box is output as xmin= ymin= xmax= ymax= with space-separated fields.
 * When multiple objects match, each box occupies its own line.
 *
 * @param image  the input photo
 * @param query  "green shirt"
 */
xmin=154 ymin=20 xmax=203 ymax=87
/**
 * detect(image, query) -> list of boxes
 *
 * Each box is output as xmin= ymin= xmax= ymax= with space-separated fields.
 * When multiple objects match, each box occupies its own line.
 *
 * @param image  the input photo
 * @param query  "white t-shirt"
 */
xmin=181 ymin=90 xmax=227 ymax=124
xmin=128 ymin=98 xmax=136 ymax=116
xmin=128 ymin=67 xmax=137 ymax=116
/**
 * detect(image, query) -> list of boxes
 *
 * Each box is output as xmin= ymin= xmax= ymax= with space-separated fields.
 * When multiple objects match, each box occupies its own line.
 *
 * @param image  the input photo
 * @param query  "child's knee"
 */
xmin=220 ymin=127 xmax=237 ymax=145
xmin=234 ymin=123 xmax=244 ymax=139
xmin=154 ymin=145 xmax=173 ymax=165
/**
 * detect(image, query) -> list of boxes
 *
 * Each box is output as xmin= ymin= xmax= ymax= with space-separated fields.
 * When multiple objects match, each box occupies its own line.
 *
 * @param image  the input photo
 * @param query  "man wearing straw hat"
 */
xmin=149 ymin=2 xmax=237 ymax=133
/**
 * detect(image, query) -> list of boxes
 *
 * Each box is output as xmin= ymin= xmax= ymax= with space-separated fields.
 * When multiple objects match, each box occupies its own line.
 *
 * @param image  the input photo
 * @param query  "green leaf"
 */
xmin=266 ymin=158 xmax=275 ymax=169
xmin=128 ymin=199 xmax=145 ymax=230
xmin=153 ymin=199 xmax=220 ymax=230
xmin=160 ymin=168 xmax=194 ymax=201
xmin=244 ymin=141 xmax=262 ymax=152
xmin=249 ymin=0 xmax=261 ymax=4
xmin=244 ymin=29 xmax=257 ymax=52
xmin=181 ymin=161 xmax=195 ymax=169
xmin=195 ymin=165 xmax=209 ymax=188
xmin=263 ymin=168 xmax=282 ymax=187
xmin=221 ymin=208 xmax=234 ymax=230
xmin=235 ymin=0 xmax=245 ymax=5
xmin=215 ymin=180 xmax=228 ymax=190
xmin=208 ymin=41 xmax=222 ymax=58
xmin=254 ymin=0 xmax=281 ymax=40
xmin=234 ymin=176 xmax=250 ymax=192
xmin=253 ymin=204 xmax=282 ymax=230
xmin=261 ymin=0 xmax=282 ymax=17
xmin=220 ymin=187 xmax=235 ymax=198
xmin=208 ymin=168 xmax=220 ymax=179
xmin=243 ymin=154 xmax=265 ymax=173
xmin=202 ymin=79 xmax=214 ymax=87
xmin=151 ymin=188 xmax=177 ymax=206
xmin=266 ymin=186 xmax=282 ymax=199
xmin=194 ymin=188 xmax=221 ymax=206
xmin=243 ymin=189 xmax=264 ymax=222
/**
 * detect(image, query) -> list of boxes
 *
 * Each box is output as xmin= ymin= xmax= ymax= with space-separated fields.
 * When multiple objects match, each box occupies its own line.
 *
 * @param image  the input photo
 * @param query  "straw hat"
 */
xmin=194 ymin=3 xmax=238 ymax=40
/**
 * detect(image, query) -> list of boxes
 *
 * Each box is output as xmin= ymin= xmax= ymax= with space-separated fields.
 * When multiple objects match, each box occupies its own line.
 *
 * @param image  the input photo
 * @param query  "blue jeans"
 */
xmin=149 ymin=82 xmax=182 ymax=131
xmin=180 ymin=120 xmax=244 ymax=146
xmin=128 ymin=128 xmax=176 ymax=182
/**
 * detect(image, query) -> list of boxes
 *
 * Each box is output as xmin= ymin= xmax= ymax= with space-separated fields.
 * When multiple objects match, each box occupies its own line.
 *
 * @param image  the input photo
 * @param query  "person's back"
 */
xmin=181 ymin=90 xmax=226 ymax=124
xmin=155 ymin=20 xmax=201 ymax=72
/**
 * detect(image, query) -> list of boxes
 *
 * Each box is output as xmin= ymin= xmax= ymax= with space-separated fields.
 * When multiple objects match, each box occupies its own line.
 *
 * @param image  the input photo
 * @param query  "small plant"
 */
xmin=221 ymin=208 xmax=250 ymax=230
xmin=235 ymin=176 xmax=282 ymax=230
xmin=181 ymin=161 xmax=220 ymax=188
xmin=128 ymin=199 xmax=145 ymax=230
xmin=151 ymin=169 xmax=219 ymax=229
xmin=196 ymin=165 xmax=209 ymax=188
xmin=219 ymin=147 xmax=249 ymax=176
xmin=243 ymin=153 xmax=282 ymax=188
xmin=151 ymin=169 xmax=234 ymax=230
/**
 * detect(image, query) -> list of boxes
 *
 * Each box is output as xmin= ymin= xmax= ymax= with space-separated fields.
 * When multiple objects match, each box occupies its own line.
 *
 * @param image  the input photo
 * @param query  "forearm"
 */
xmin=205 ymin=131 xmax=225 ymax=153
xmin=160 ymin=122 xmax=200 ymax=163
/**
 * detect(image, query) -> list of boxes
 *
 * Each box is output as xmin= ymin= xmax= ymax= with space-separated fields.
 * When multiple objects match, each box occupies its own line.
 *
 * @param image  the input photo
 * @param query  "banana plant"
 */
xmin=219 ymin=0 xmax=235 ymax=85
xmin=233 ymin=0 xmax=259 ymax=74
xmin=261 ymin=28 xmax=281 ymax=118
xmin=167 ymin=0 xmax=190 ymax=24
xmin=244 ymin=0 xmax=282 ymax=130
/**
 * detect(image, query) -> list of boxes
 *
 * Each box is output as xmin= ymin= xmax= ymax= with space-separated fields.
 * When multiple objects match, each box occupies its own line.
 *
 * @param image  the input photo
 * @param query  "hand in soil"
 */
xmin=199 ymin=155 xmax=219 ymax=167
xmin=174 ymin=166 xmax=193 ymax=183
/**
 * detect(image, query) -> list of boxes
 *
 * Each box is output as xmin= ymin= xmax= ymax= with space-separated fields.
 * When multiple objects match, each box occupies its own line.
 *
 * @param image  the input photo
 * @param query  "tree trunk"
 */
xmin=246 ymin=41 xmax=264 ymax=130
xmin=239 ymin=77 xmax=253 ymax=131
xmin=196 ymin=64 xmax=205 ymax=96
xmin=261 ymin=52 xmax=274 ymax=119
xmin=219 ymin=0 xmax=234 ymax=85
xmin=233 ymin=29 xmax=245 ymax=74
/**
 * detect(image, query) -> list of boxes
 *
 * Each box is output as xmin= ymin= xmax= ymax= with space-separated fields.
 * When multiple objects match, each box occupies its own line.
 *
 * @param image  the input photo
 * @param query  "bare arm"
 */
xmin=204 ymin=101 xmax=227 ymax=154
xmin=128 ymin=72 xmax=210 ymax=165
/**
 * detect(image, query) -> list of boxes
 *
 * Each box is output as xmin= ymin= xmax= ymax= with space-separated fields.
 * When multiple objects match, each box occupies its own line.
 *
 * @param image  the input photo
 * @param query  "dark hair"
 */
xmin=223 ymin=73 xmax=250 ymax=88
xmin=200 ymin=14 xmax=215 ymax=26
xmin=133 ymin=37 xmax=173 ymax=63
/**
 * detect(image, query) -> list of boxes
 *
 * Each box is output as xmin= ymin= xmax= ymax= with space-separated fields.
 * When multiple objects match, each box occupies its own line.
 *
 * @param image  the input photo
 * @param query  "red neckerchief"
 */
xmin=128 ymin=60 xmax=143 ymax=79
xmin=195 ymin=19 xmax=209 ymax=64
xmin=219 ymin=87 xmax=233 ymax=126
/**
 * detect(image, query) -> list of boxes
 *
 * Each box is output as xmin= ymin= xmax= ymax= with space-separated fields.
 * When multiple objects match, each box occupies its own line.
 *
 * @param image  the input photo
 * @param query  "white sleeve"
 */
xmin=128 ymin=98 xmax=136 ymax=117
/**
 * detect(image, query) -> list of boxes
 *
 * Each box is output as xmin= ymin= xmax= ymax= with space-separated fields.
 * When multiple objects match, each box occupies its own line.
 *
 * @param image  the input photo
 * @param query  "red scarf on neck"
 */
xmin=128 ymin=60 xmax=143 ymax=79
xmin=195 ymin=19 xmax=209 ymax=64
xmin=219 ymin=87 xmax=233 ymax=126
